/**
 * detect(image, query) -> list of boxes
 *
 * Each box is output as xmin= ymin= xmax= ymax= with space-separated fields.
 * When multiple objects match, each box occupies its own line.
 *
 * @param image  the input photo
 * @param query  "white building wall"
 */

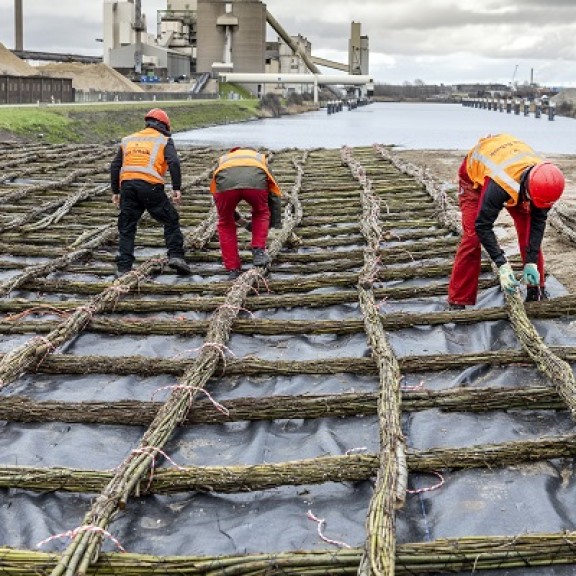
xmin=103 ymin=1 xmax=136 ymax=64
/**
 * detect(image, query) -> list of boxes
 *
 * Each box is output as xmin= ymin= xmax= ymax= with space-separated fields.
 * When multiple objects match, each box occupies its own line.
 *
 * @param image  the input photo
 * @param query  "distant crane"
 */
xmin=510 ymin=64 xmax=519 ymax=94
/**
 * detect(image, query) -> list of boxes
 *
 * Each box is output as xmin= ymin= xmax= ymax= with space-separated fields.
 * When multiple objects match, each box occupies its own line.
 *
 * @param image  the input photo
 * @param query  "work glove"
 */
xmin=498 ymin=263 xmax=520 ymax=295
xmin=521 ymin=263 xmax=540 ymax=286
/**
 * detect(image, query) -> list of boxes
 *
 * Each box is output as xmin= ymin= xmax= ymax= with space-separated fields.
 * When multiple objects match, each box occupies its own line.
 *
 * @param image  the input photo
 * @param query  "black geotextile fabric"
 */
xmin=0 ymin=253 xmax=575 ymax=575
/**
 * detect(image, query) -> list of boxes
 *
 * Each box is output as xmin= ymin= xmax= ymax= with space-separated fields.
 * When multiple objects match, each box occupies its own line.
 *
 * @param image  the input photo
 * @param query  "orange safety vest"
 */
xmin=119 ymin=127 xmax=169 ymax=185
xmin=466 ymin=133 xmax=542 ymax=206
xmin=210 ymin=148 xmax=282 ymax=196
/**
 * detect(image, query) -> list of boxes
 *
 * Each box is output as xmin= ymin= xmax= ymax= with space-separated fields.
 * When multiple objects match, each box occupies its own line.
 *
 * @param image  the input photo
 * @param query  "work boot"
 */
xmin=252 ymin=247 xmax=270 ymax=267
xmin=115 ymin=268 xmax=131 ymax=279
xmin=114 ymin=264 xmax=132 ymax=278
xmin=227 ymin=269 xmax=242 ymax=281
xmin=168 ymin=257 xmax=192 ymax=275
xmin=525 ymin=286 xmax=549 ymax=302
xmin=448 ymin=302 xmax=466 ymax=311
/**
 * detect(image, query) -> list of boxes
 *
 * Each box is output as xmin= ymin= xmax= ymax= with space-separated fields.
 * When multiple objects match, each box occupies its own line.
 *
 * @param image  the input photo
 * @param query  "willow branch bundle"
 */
xmin=0 ymin=163 xmax=109 ymax=204
xmin=548 ymin=202 xmax=576 ymax=244
xmin=0 ymin=185 xmax=106 ymax=232
xmin=1 ymin=150 xmax=38 ymax=169
xmin=0 ymin=276 xmax=484 ymax=314
xmin=22 ymin=184 xmax=109 ymax=231
xmin=5 ymin=434 xmax=576 ymax=496
xmin=0 ymin=303 xmax=535 ymax=336
xmin=16 ymin=344 xmax=576 ymax=380
xmin=373 ymin=144 xmax=462 ymax=233
xmin=267 ymin=154 xmax=304 ymax=257
xmin=59 ymin=249 xmax=459 ymax=277
xmin=504 ymin=291 xmax=576 ymax=418
xmin=0 ymin=225 xmax=118 ymax=297
xmin=0 ymin=383 xmax=564 ymax=427
xmin=302 ymin=210 xmax=437 ymax=225
xmin=6 ymin=531 xmax=576 ymax=574
xmin=553 ymin=201 xmax=576 ymax=225
xmin=0 ymin=257 xmax=163 ymax=391
xmin=182 ymin=165 xmax=219 ymax=249
xmin=340 ymin=146 xmax=403 ymax=576
xmin=185 ymin=204 xmax=217 ymax=249
xmin=47 ymin=153 xmax=308 ymax=576
xmin=68 ymin=223 xmax=118 ymax=249
xmin=294 ymin=225 xmax=448 ymax=242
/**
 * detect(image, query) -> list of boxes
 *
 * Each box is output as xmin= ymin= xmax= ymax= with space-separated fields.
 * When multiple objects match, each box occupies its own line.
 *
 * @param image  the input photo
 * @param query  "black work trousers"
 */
xmin=116 ymin=179 xmax=185 ymax=271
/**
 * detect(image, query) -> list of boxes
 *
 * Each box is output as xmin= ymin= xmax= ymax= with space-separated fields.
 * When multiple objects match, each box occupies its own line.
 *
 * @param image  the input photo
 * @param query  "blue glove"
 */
xmin=522 ymin=263 xmax=539 ymax=286
xmin=498 ymin=263 xmax=520 ymax=294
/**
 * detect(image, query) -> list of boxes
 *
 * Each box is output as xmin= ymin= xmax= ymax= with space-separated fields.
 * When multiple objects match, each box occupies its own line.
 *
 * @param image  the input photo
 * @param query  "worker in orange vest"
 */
xmin=448 ymin=133 xmax=564 ymax=309
xmin=110 ymin=108 xmax=191 ymax=276
xmin=210 ymin=147 xmax=282 ymax=280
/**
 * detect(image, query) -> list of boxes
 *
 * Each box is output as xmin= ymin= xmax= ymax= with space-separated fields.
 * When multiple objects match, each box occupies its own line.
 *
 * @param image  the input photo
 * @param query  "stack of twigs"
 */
xmin=341 ymin=146 xmax=406 ymax=576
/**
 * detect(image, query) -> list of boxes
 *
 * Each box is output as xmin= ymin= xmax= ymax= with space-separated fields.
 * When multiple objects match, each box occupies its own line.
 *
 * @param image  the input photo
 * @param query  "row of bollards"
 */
xmin=462 ymin=97 xmax=556 ymax=120
xmin=326 ymin=97 xmax=371 ymax=115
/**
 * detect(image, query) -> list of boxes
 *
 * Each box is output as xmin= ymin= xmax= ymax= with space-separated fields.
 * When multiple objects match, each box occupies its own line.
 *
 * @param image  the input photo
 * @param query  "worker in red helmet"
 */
xmin=448 ymin=133 xmax=565 ymax=309
xmin=110 ymin=108 xmax=191 ymax=276
xmin=210 ymin=147 xmax=282 ymax=280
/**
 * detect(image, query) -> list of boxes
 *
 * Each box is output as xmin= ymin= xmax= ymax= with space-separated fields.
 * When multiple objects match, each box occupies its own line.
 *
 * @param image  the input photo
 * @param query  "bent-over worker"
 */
xmin=448 ymin=133 xmax=565 ymax=309
xmin=210 ymin=147 xmax=282 ymax=280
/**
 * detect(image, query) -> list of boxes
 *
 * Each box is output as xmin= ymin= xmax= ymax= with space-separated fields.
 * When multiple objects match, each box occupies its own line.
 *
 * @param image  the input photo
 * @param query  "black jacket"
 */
xmin=475 ymin=179 xmax=549 ymax=266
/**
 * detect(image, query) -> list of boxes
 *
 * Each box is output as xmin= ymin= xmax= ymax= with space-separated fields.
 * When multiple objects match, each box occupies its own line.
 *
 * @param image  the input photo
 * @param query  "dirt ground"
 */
xmin=395 ymin=149 xmax=576 ymax=294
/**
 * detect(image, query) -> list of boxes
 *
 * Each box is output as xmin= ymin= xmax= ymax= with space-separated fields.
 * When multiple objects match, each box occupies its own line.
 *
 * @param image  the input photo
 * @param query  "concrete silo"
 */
xmin=196 ymin=0 xmax=266 ymax=76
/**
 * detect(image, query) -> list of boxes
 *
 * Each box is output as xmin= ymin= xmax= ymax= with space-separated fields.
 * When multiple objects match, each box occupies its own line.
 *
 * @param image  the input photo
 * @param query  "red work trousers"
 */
xmin=214 ymin=187 xmax=269 ymax=271
xmin=448 ymin=182 xmax=545 ymax=305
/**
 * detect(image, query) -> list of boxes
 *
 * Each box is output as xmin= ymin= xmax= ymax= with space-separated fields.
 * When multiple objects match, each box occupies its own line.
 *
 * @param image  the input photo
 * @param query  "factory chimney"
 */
xmin=134 ymin=0 xmax=144 ymax=75
xmin=14 ymin=0 xmax=23 ymax=51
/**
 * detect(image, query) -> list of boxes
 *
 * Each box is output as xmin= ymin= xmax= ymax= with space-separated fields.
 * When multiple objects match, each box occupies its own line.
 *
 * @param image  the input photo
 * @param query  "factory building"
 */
xmin=157 ymin=1 xmax=197 ymax=63
xmin=101 ymin=0 xmax=369 ymax=94
xmin=265 ymin=35 xmax=312 ymax=96
xmin=197 ymin=0 xmax=267 ymax=77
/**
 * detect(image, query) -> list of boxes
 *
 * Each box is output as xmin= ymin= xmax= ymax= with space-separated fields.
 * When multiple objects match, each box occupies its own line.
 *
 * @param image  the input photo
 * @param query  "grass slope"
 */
xmin=0 ymin=100 xmax=260 ymax=144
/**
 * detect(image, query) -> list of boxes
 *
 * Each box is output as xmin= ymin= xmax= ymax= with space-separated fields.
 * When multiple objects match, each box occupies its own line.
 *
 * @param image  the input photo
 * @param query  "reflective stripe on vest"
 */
xmin=120 ymin=134 xmax=166 ymax=182
xmin=467 ymin=135 xmax=542 ymax=205
xmin=218 ymin=151 xmax=265 ymax=166
xmin=210 ymin=149 xmax=282 ymax=197
xmin=468 ymin=149 xmax=535 ymax=195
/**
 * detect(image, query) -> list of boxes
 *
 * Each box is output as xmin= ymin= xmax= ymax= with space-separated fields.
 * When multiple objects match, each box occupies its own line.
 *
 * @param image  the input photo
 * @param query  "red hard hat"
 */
xmin=145 ymin=108 xmax=170 ymax=130
xmin=528 ymin=162 xmax=565 ymax=209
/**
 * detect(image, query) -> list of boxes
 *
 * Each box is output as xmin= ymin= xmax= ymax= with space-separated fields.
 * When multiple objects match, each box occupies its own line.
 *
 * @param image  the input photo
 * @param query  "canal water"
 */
xmin=173 ymin=102 xmax=576 ymax=154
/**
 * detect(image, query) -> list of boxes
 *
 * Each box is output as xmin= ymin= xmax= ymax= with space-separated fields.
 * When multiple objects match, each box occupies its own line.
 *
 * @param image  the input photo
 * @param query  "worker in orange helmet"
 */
xmin=110 ymin=108 xmax=191 ymax=276
xmin=448 ymin=133 xmax=565 ymax=309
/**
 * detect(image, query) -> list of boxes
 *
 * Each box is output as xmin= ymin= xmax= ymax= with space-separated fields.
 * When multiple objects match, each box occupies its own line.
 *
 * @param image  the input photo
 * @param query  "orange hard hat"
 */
xmin=145 ymin=108 xmax=171 ymax=130
xmin=528 ymin=162 xmax=565 ymax=209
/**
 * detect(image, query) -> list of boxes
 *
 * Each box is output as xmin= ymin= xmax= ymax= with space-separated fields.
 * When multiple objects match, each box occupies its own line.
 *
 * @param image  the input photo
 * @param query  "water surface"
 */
xmin=173 ymin=102 xmax=576 ymax=154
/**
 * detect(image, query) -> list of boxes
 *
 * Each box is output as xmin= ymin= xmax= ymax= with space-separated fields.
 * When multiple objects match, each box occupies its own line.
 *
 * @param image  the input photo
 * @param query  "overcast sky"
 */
xmin=1 ymin=0 xmax=576 ymax=87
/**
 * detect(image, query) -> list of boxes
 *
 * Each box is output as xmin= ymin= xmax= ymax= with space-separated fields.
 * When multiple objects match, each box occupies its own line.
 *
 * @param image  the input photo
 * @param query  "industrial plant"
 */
xmin=3 ymin=0 xmax=373 ymax=103
xmin=103 ymin=0 xmax=372 ymax=98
